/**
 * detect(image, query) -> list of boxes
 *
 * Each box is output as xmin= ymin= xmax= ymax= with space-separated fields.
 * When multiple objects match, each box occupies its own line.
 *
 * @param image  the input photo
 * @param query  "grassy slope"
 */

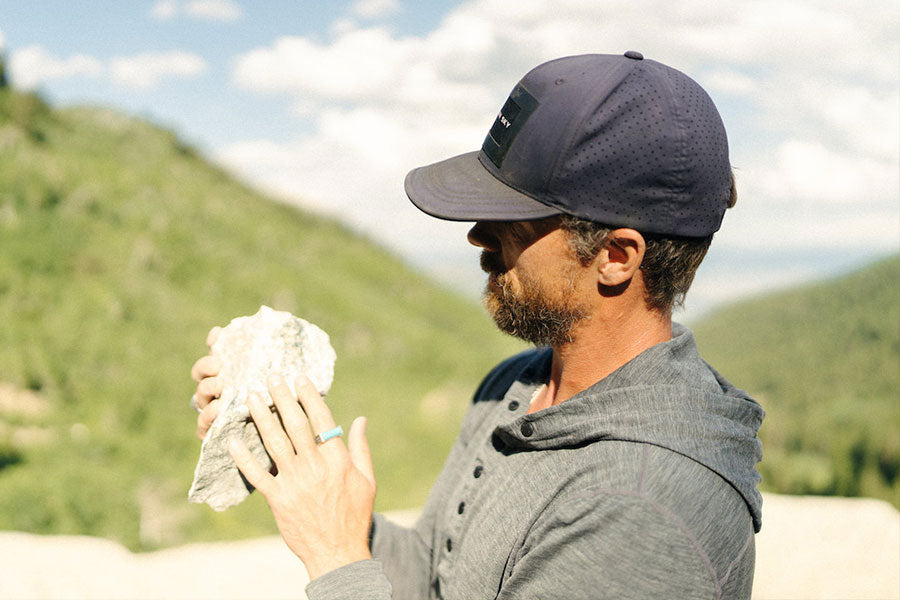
xmin=2 ymin=84 xmax=896 ymax=551
xmin=0 ymin=88 xmax=525 ymax=550
xmin=692 ymin=255 xmax=900 ymax=507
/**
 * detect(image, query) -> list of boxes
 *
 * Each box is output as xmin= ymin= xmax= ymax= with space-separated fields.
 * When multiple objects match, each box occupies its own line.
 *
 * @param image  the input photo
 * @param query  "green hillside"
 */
xmin=0 ymin=85 xmax=525 ymax=550
xmin=2 ymin=77 xmax=896 ymax=553
xmin=693 ymin=255 xmax=900 ymax=507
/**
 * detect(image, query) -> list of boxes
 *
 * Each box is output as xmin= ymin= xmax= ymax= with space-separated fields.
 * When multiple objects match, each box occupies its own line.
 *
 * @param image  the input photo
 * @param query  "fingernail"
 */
xmin=267 ymin=373 xmax=282 ymax=386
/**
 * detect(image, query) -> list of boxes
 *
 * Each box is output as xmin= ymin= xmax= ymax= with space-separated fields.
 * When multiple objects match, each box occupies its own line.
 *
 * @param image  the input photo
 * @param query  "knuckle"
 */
xmin=328 ymin=450 xmax=352 ymax=471
xmin=268 ymin=437 xmax=293 ymax=456
xmin=197 ymin=407 xmax=216 ymax=434
xmin=199 ymin=377 xmax=218 ymax=397
xmin=190 ymin=360 xmax=204 ymax=382
xmin=193 ymin=356 xmax=221 ymax=380
xmin=202 ymin=400 xmax=219 ymax=419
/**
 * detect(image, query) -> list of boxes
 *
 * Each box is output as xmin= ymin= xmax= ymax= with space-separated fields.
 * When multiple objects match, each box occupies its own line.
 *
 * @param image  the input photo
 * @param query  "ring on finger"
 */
xmin=314 ymin=425 xmax=343 ymax=445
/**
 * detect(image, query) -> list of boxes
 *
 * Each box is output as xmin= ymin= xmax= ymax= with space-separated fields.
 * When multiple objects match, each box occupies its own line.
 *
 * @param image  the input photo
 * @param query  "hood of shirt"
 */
xmin=493 ymin=323 xmax=765 ymax=532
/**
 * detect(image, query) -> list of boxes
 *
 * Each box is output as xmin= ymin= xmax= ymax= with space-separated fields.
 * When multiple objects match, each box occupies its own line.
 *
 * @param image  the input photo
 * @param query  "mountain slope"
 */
xmin=0 ymin=87 xmax=525 ymax=550
xmin=692 ymin=255 xmax=900 ymax=507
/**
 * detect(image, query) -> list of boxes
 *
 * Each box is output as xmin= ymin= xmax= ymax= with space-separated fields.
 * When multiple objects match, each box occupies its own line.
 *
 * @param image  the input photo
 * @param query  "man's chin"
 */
xmin=482 ymin=285 xmax=498 ymax=311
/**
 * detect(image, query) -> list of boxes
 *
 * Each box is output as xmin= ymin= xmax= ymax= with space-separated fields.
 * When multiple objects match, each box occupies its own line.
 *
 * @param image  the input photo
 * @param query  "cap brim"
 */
xmin=404 ymin=151 xmax=561 ymax=222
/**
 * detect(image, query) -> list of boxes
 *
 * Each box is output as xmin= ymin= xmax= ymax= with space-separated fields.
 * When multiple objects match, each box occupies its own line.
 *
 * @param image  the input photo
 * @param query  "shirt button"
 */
xmin=473 ymin=465 xmax=484 ymax=478
xmin=521 ymin=422 xmax=534 ymax=437
xmin=507 ymin=400 xmax=520 ymax=411
xmin=457 ymin=502 xmax=465 ymax=514
xmin=446 ymin=538 xmax=453 ymax=552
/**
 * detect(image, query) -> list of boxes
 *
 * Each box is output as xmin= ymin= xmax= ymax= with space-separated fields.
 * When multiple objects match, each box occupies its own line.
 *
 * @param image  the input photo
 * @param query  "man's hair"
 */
xmin=560 ymin=176 xmax=737 ymax=312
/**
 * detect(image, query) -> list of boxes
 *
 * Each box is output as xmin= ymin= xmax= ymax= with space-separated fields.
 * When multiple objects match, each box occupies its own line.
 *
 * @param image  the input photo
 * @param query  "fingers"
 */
xmin=294 ymin=375 xmax=337 ymax=437
xmin=194 ymin=375 xmax=223 ymax=410
xmin=191 ymin=355 xmax=222 ymax=383
xmin=267 ymin=374 xmax=316 ymax=455
xmin=197 ymin=401 xmax=220 ymax=440
xmin=191 ymin=333 xmax=223 ymax=441
xmin=348 ymin=417 xmax=375 ymax=488
xmin=247 ymin=391 xmax=296 ymax=462
xmin=228 ymin=437 xmax=273 ymax=494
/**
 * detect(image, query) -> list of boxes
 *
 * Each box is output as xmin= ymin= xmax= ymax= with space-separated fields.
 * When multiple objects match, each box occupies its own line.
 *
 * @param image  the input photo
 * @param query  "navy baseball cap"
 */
xmin=405 ymin=52 xmax=733 ymax=237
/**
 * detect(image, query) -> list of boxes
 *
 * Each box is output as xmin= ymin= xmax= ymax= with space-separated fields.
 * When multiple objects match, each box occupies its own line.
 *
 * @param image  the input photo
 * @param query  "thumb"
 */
xmin=348 ymin=416 xmax=375 ymax=488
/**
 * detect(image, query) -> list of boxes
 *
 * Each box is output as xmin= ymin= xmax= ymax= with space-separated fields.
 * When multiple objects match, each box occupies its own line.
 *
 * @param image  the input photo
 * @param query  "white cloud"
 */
xmin=9 ymin=45 xmax=103 ymax=89
xmin=185 ymin=0 xmax=242 ymax=22
xmin=234 ymin=30 xmax=419 ymax=99
xmin=232 ymin=27 xmax=497 ymax=126
xmin=110 ymin=51 xmax=206 ymax=89
xmin=703 ymin=69 xmax=756 ymax=96
xmin=8 ymin=46 xmax=206 ymax=91
xmin=150 ymin=0 xmax=242 ymax=22
xmin=813 ymin=85 xmax=898 ymax=161
xmin=757 ymin=138 xmax=897 ymax=207
xmin=223 ymin=0 xmax=899 ymax=307
xmin=351 ymin=0 xmax=401 ymax=20
xmin=214 ymin=130 xmax=480 ymax=288
xmin=150 ymin=0 xmax=178 ymax=20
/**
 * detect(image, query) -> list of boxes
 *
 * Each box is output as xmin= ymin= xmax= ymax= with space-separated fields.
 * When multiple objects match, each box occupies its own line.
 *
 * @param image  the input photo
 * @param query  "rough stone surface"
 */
xmin=188 ymin=306 xmax=336 ymax=511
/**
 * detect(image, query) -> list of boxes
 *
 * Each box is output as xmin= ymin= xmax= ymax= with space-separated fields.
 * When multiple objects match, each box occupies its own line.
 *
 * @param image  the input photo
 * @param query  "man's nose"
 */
xmin=467 ymin=222 xmax=500 ymax=251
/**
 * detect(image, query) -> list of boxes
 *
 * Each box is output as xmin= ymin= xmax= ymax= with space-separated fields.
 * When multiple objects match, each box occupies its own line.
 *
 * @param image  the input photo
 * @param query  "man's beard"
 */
xmin=481 ymin=251 xmax=589 ymax=347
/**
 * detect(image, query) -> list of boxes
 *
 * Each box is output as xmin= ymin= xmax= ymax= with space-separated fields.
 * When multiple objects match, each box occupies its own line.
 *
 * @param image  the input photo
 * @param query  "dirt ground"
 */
xmin=1 ymin=495 xmax=897 ymax=599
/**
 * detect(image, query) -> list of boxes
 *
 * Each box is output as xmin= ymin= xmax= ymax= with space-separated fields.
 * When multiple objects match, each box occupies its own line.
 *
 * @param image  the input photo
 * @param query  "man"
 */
xmin=192 ymin=52 xmax=764 ymax=599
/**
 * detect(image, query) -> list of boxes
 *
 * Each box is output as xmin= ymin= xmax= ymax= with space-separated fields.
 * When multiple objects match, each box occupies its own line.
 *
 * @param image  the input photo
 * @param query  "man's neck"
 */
xmin=529 ymin=308 xmax=672 ymax=413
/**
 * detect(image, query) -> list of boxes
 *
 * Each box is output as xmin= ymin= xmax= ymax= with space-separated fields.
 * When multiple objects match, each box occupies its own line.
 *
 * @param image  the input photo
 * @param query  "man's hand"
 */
xmin=228 ymin=373 xmax=376 ymax=581
xmin=190 ymin=326 xmax=224 ymax=440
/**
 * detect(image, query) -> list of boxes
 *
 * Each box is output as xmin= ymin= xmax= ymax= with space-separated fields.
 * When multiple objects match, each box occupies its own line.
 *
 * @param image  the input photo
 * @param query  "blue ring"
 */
xmin=314 ymin=425 xmax=343 ymax=445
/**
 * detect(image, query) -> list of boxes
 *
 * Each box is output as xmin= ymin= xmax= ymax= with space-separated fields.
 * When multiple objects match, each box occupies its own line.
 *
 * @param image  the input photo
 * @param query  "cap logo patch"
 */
xmin=482 ymin=83 xmax=539 ymax=168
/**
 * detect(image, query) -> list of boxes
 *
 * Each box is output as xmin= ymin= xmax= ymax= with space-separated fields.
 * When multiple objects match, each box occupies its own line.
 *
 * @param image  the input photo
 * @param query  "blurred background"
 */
xmin=0 ymin=0 xmax=896 ymax=571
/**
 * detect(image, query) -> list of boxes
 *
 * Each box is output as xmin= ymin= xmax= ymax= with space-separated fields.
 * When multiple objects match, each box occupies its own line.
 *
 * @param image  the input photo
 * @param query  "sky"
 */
xmin=1 ymin=0 xmax=897 ymax=321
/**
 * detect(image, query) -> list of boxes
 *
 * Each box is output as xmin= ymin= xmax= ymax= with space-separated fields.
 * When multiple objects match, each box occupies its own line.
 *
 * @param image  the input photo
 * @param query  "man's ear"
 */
xmin=596 ymin=229 xmax=645 ymax=287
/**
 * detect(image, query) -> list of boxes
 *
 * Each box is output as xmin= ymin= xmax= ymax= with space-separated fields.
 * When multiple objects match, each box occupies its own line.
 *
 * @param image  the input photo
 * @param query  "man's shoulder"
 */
xmin=472 ymin=347 xmax=551 ymax=404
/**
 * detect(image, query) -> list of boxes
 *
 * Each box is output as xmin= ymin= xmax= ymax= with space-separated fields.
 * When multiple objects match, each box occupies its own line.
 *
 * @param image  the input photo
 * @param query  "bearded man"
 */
xmin=192 ymin=52 xmax=764 ymax=599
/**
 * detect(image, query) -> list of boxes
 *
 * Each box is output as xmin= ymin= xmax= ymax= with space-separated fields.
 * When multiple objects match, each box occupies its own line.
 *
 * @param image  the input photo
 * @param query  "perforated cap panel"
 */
xmin=406 ymin=53 xmax=732 ymax=237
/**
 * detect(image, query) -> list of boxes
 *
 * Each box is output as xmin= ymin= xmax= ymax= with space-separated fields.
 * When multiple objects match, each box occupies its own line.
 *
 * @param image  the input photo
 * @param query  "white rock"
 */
xmin=188 ymin=306 xmax=336 ymax=510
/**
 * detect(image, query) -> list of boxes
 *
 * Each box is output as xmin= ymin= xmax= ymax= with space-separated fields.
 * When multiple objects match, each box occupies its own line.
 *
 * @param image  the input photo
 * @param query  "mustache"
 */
xmin=480 ymin=251 xmax=507 ymax=276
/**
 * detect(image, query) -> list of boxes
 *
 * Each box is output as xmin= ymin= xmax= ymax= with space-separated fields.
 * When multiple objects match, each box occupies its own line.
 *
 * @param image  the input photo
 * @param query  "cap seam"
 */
xmin=655 ymin=63 xmax=691 ymax=227
xmin=546 ymin=58 xmax=640 ymax=218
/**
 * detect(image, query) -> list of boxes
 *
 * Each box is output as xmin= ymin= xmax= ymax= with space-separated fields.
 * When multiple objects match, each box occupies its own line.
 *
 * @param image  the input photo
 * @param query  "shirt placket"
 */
xmin=434 ymin=380 xmax=536 ymax=595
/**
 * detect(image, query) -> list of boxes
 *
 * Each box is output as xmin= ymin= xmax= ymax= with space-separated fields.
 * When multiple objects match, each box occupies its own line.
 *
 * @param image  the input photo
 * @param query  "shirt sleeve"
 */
xmin=496 ymin=490 xmax=726 ymax=600
xmin=304 ymin=511 xmax=435 ymax=600
xmin=369 ymin=512 xmax=436 ymax=599
xmin=304 ymin=559 xmax=393 ymax=600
